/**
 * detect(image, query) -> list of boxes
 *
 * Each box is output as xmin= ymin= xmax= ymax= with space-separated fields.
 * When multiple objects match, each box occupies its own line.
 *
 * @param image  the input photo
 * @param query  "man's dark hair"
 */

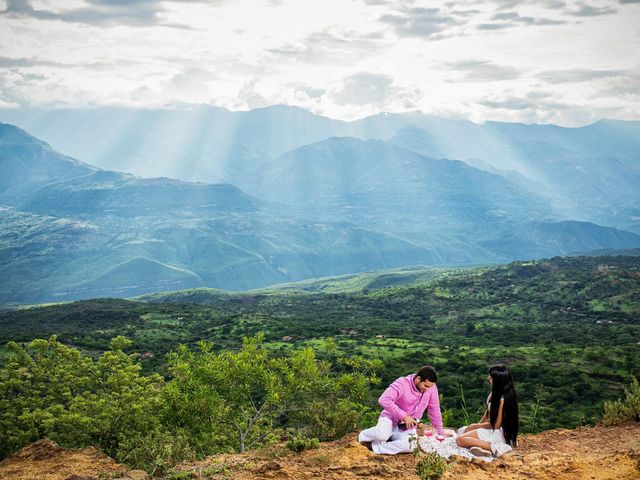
xmin=416 ymin=366 xmax=437 ymax=383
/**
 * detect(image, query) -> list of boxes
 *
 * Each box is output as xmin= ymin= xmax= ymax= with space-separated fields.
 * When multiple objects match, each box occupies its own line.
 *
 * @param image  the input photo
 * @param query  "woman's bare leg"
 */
xmin=456 ymin=429 xmax=492 ymax=450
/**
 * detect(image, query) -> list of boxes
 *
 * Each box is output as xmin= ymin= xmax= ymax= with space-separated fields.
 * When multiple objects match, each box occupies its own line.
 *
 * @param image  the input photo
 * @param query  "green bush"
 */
xmin=165 ymin=335 xmax=379 ymax=453
xmin=0 ymin=336 xmax=164 ymax=459
xmin=116 ymin=430 xmax=194 ymax=476
xmin=415 ymin=452 xmax=447 ymax=480
xmin=285 ymin=356 xmax=380 ymax=441
xmin=603 ymin=377 xmax=640 ymax=425
xmin=0 ymin=334 xmax=379 ymax=469
xmin=286 ymin=435 xmax=320 ymax=453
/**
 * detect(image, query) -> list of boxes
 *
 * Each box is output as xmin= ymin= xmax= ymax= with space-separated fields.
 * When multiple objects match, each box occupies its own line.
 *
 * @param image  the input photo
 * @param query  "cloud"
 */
xmin=592 ymin=69 xmax=640 ymax=96
xmin=477 ymin=22 xmax=512 ymax=30
xmin=566 ymin=2 xmax=617 ymax=16
xmin=331 ymin=72 xmax=394 ymax=105
xmin=0 ymin=55 xmax=149 ymax=72
xmin=0 ymin=98 xmax=21 ymax=108
xmin=0 ymin=0 xmax=212 ymax=27
xmin=0 ymin=56 xmax=65 ymax=68
xmin=169 ymin=66 xmax=218 ymax=92
xmin=473 ymin=89 xmax=607 ymax=125
xmin=479 ymin=91 xmax=556 ymax=111
xmin=483 ymin=11 xmax=566 ymax=29
xmin=449 ymin=8 xmax=483 ymax=17
xmin=480 ymin=98 xmax=534 ymax=110
xmin=0 ymin=69 xmax=47 ymax=106
xmin=288 ymin=83 xmax=326 ymax=100
xmin=495 ymin=0 xmax=567 ymax=8
xmin=537 ymin=69 xmax=628 ymax=83
xmin=267 ymin=28 xmax=388 ymax=65
xmin=459 ymin=0 xmax=566 ymax=9
xmin=379 ymin=7 xmax=465 ymax=39
xmin=235 ymin=78 xmax=270 ymax=109
xmin=445 ymin=60 xmax=522 ymax=82
xmin=327 ymin=72 xmax=422 ymax=110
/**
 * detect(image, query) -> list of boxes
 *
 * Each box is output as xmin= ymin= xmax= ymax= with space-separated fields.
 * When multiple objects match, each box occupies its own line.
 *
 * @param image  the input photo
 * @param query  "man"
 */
xmin=358 ymin=365 xmax=444 ymax=454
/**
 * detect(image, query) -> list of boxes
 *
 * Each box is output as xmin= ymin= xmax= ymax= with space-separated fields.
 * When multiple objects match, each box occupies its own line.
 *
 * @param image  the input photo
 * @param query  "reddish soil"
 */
xmin=1 ymin=423 xmax=639 ymax=480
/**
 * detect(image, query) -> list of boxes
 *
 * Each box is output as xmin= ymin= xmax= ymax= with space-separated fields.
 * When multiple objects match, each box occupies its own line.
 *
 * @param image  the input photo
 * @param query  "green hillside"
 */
xmin=1 ymin=255 xmax=639 ymax=433
xmin=137 ymin=264 xmax=466 ymax=299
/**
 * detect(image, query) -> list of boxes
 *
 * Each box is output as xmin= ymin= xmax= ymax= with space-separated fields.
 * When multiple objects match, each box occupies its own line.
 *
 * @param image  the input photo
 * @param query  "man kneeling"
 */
xmin=358 ymin=366 xmax=445 ymax=454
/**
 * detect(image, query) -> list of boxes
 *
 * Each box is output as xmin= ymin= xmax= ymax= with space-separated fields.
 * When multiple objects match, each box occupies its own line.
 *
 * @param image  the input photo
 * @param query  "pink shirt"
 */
xmin=378 ymin=374 xmax=444 ymax=435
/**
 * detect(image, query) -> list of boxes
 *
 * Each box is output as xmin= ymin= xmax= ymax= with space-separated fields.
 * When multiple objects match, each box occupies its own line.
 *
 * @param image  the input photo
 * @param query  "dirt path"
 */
xmin=0 ymin=439 xmax=126 ymax=480
xmin=1 ymin=424 xmax=639 ymax=480
xmin=446 ymin=424 xmax=640 ymax=480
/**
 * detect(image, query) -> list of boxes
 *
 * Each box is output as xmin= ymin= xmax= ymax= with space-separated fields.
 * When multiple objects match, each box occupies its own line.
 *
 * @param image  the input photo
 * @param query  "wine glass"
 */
xmin=435 ymin=433 xmax=445 ymax=443
xmin=424 ymin=425 xmax=434 ymax=437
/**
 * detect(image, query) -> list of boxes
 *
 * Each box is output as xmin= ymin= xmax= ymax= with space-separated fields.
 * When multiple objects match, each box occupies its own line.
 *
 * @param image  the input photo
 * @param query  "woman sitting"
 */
xmin=456 ymin=364 xmax=519 ymax=457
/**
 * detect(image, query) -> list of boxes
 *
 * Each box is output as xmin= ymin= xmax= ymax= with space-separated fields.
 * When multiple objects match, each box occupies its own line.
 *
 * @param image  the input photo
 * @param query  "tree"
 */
xmin=0 ymin=336 xmax=164 ymax=459
xmin=164 ymin=334 xmax=379 ymax=453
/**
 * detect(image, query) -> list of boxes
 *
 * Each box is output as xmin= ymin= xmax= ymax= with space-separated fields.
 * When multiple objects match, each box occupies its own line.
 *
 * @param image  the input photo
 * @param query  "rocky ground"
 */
xmin=1 ymin=423 xmax=639 ymax=480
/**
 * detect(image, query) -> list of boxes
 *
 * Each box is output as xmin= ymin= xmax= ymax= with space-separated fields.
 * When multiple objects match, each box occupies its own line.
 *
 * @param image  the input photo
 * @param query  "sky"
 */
xmin=0 ymin=0 xmax=639 ymax=126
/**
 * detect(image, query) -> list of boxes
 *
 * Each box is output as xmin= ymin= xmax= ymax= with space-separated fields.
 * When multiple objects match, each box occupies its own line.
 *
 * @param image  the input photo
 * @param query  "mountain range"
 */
xmin=1 ymin=105 xmax=640 ymax=303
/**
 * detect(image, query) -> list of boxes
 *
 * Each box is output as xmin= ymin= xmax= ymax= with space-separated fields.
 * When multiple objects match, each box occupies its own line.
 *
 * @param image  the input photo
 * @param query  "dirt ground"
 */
xmin=1 ymin=423 xmax=639 ymax=480
xmin=0 ymin=439 xmax=127 ymax=480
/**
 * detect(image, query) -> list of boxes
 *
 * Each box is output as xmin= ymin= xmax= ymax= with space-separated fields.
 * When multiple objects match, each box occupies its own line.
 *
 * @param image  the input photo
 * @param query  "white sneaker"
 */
xmin=491 ymin=443 xmax=512 ymax=457
xmin=470 ymin=446 xmax=492 ymax=457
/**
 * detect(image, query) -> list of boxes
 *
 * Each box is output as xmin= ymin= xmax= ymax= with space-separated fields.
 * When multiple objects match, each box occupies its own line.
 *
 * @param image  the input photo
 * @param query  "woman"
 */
xmin=456 ymin=364 xmax=519 ymax=457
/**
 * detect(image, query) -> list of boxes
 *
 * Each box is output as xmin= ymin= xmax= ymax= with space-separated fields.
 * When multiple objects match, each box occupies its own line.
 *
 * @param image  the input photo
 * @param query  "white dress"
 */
xmin=476 ymin=394 xmax=507 ymax=444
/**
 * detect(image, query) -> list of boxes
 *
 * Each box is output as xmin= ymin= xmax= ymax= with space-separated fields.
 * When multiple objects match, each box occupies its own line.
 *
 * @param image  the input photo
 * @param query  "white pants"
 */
xmin=358 ymin=416 xmax=417 ymax=455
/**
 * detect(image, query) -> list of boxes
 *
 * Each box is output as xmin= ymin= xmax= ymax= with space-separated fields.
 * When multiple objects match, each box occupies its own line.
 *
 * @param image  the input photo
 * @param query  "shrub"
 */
xmin=297 ymin=398 xmax=375 ymax=441
xmin=602 ymin=377 xmax=640 ymax=425
xmin=0 ymin=336 xmax=164 ymax=459
xmin=286 ymin=435 xmax=320 ymax=453
xmin=415 ymin=452 xmax=447 ymax=480
xmin=116 ymin=430 xmax=195 ymax=476
xmin=165 ymin=335 xmax=379 ymax=453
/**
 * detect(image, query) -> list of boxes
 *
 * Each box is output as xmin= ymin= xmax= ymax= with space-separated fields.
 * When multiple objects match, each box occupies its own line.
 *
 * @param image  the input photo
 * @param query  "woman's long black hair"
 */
xmin=489 ymin=364 xmax=519 ymax=446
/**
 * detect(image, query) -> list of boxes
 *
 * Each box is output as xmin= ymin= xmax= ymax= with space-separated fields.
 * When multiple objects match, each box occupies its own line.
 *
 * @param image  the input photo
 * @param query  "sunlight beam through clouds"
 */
xmin=0 ymin=0 xmax=638 ymax=125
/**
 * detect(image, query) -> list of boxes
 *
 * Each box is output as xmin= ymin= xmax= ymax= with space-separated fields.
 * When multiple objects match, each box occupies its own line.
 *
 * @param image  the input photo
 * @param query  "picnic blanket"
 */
xmin=418 ymin=429 xmax=511 ymax=462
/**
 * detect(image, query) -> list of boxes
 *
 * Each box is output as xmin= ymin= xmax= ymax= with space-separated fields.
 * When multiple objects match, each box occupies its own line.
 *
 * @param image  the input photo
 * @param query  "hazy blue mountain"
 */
xmin=2 ymin=120 xmax=640 ymax=304
xmin=10 ymin=172 xmax=258 ymax=217
xmin=0 ymin=122 xmax=97 ymax=197
xmin=388 ymin=122 xmax=640 ymax=231
xmin=387 ymin=126 xmax=445 ymax=160
xmin=252 ymin=136 xmax=553 ymax=237
xmin=249 ymin=134 xmax=640 ymax=259
xmin=3 ymin=106 xmax=638 ymax=233
xmin=476 ymin=220 xmax=640 ymax=259
xmin=0 ymin=124 xmax=460 ymax=303
xmin=0 ymin=105 xmax=353 ymax=184
xmin=0 ymin=205 xmax=462 ymax=303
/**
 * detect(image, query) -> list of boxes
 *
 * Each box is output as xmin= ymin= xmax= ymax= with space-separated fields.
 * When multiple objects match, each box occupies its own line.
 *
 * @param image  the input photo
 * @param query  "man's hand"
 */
xmin=403 ymin=415 xmax=418 ymax=429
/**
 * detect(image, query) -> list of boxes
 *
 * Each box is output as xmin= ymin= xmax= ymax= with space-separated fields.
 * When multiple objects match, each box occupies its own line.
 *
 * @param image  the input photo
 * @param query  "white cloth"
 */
xmin=418 ymin=431 xmax=510 ymax=463
xmin=358 ymin=416 xmax=418 ymax=455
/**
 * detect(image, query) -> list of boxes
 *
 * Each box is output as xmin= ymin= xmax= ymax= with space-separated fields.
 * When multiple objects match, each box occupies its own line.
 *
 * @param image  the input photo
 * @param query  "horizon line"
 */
xmin=1 ymin=102 xmax=639 ymax=129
